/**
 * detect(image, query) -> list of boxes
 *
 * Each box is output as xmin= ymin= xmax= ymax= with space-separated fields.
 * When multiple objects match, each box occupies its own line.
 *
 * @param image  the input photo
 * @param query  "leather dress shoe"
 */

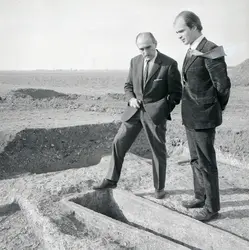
xmin=155 ymin=189 xmax=166 ymax=199
xmin=93 ymin=179 xmax=117 ymax=190
xmin=182 ymin=198 xmax=205 ymax=208
xmin=193 ymin=208 xmax=219 ymax=222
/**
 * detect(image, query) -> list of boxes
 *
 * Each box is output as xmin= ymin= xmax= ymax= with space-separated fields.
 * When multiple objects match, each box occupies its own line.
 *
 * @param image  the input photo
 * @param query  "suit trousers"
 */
xmin=106 ymin=108 xmax=167 ymax=190
xmin=185 ymin=127 xmax=220 ymax=212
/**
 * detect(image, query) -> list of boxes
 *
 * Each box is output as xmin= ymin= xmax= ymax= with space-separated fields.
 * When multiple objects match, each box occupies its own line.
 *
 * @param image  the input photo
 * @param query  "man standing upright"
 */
xmin=93 ymin=32 xmax=182 ymax=199
xmin=174 ymin=11 xmax=231 ymax=221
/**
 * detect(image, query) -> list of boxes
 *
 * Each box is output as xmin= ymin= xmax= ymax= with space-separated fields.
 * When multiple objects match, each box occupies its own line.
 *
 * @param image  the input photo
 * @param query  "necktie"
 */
xmin=186 ymin=48 xmax=192 ymax=60
xmin=143 ymin=59 xmax=150 ymax=84
xmin=183 ymin=48 xmax=192 ymax=71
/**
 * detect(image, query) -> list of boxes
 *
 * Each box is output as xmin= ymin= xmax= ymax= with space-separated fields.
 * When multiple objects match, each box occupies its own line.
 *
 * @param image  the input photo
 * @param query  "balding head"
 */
xmin=136 ymin=32 xmax=157 ymax=60
xmin=136 ymin=32 xmax=157 ymax=45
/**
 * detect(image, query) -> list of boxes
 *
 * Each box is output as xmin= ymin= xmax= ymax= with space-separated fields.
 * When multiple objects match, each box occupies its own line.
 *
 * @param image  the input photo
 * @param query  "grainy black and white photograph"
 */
xmin=0 ymin=0 xmax=249 ymax=249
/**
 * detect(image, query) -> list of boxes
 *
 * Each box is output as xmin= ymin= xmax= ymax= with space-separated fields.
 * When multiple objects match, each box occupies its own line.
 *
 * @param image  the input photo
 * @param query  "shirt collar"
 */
xmin=190 ymin=35 xmax=205 ymax=50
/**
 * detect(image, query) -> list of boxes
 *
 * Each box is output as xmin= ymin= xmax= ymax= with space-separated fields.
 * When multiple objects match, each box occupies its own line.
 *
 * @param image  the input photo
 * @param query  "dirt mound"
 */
xmin=1 ymin=89 xmax=127 ymax=114
xmin=2 ymin=88 xmax=80 ymax=108
xmin=9 ymin=89 xmax=126 ymax=102
xmin=12 ymin=88 xmax=79 ymax=100
xmin=229 ymin=59 xmax=249 ymax=86
xmin=1 ymin=88 xmax=80 ymax=111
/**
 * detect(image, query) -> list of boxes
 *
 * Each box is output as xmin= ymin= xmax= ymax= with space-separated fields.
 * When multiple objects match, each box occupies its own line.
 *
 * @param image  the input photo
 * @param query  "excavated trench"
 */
xmin=1 ymin=119 xmax=249 ymax=181
xmin=58 ymin=189 xmax=249 ymax=250
xmin=0 ymin=123 xmax=120 ymax=179
xmin=50 ymin=212 xmax=137 ymax=249
xmin=0 ymin=120 xmax=185 ymax=180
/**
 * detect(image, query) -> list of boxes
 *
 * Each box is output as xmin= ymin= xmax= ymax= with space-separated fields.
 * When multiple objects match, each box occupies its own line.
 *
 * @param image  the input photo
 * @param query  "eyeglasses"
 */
xmin=139 ymin=45 xmax=152 ymax=51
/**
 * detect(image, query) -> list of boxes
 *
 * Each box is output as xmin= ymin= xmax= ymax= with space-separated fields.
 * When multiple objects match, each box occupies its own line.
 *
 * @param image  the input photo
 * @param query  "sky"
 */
xmin=0 ymin=0 xmax=248 ymax=70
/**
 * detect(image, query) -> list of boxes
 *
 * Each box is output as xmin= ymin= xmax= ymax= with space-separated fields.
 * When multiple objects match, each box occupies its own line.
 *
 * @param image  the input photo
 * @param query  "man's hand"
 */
xmin=129 ymin=98 xmax=141 ymax=109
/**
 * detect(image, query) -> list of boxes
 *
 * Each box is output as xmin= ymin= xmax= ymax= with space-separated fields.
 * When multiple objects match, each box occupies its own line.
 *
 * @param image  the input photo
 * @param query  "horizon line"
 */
xmin=0 ymin=69 xmax=130 ymax=72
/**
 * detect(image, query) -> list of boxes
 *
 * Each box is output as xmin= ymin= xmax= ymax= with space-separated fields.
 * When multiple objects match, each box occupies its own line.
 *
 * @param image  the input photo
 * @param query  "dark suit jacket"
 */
xmin=182 ymin=38 xmax=231 ymax=129
xmin=121 ymin=51 xmax=182 ymax=125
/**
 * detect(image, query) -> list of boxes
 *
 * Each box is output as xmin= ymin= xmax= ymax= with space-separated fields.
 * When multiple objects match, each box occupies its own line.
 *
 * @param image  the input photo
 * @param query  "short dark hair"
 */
xmin=135 ymin=32 xmax=157 ymax=45
xmin=175 ymin=11 xmax=203 ymax=31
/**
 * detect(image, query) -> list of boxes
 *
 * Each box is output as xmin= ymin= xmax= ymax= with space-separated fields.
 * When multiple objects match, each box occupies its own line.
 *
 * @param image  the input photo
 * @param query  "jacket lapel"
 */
xmin=182 ymin=49 xmax=190 ymax=70
xmin=136 ymin=55 xmax=144 ymax=92
xmin=144 ymin=52 xmax=162 ymax=87
xmin=184 ymin=38 xmax=207 ymax=72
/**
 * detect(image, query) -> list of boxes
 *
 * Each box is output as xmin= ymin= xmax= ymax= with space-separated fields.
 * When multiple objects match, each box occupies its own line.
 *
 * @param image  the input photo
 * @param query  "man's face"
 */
xmin=136 ymin=36 xmax=157 ymax=60
xmin=174 ymin=17 xmax=195 ymax=45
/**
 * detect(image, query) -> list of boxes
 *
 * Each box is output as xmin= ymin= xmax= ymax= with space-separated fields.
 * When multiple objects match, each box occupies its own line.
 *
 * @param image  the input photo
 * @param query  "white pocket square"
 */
xmin=154 ymin=78 xmax=163 ymax=81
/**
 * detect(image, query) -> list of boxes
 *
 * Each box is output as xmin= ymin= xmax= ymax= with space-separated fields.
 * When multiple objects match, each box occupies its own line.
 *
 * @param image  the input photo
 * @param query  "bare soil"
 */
xmin=0 ymin=70 xmax=249 ymax=249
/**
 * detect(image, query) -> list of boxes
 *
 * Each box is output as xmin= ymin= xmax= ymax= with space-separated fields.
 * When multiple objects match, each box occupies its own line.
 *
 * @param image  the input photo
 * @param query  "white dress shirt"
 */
xmin=190 ymin=35 xmax=205 ymax=50
xmin=144 ymin=50 xmax=158 ymax=77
